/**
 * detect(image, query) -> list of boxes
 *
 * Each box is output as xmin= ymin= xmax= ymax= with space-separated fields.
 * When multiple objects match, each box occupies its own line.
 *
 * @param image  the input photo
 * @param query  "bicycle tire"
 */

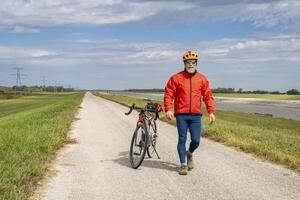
xmin=146 ymin=120 xmax=157 ymax=158
xmin=129 ymin=123 xmax=148 ymax=169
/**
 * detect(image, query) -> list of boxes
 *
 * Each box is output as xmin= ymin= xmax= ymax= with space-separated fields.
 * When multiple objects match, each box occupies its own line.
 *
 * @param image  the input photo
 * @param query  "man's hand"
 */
xmin=166 ymin=110 xmax=174 ymax=120
xmin=209 ymin=113 xmax=216 ymax=124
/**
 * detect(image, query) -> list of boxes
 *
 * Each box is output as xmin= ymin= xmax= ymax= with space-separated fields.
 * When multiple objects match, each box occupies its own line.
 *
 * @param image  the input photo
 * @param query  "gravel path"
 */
xmin=40 ymin=92 xmax=300 ymax=200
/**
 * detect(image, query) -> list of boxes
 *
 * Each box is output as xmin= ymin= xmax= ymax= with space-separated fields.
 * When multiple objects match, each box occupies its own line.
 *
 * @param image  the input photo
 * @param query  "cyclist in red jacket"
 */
xmin=164 ymin=51 xmax=216 ymax=175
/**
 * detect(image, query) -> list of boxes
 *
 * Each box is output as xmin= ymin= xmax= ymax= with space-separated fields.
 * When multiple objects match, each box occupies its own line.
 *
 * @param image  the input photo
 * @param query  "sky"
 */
xmin=0 ymin=0 xmax=299 ymax=91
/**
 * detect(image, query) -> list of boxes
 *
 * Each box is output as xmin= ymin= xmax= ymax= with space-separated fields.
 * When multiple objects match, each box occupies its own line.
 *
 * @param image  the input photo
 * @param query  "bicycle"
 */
xmin=125 ymin=102 xmax=163 ymax=169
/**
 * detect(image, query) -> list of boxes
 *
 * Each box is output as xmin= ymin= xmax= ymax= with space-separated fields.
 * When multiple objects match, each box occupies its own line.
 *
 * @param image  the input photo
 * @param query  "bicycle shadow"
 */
xmin=114 ymin=151 xmax=179 ymax=173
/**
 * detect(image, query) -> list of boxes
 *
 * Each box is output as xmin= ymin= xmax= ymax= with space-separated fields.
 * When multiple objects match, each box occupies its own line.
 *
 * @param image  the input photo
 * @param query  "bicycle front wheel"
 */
xmin=129 ymin=123 xmax=148 ymax=169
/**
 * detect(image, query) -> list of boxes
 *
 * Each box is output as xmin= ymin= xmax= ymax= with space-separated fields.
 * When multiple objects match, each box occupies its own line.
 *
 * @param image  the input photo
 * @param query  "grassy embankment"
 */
xmin=115 ymin=91 xmax=300 ymax=100
xmin=0 ymin=93 xmax=84 ymax=199
xmin=94 ymin=92 xmax=300 ymax=174
xmin=213 ymin=93 xmax=300 ymax=100
xmin=121 ymin=91 xmax=300 ymax=100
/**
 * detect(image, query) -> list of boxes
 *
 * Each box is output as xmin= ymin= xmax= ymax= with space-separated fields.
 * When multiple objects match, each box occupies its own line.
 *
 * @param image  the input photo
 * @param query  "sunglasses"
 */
xmin=185 ymin=60 xmax=197 ymax=65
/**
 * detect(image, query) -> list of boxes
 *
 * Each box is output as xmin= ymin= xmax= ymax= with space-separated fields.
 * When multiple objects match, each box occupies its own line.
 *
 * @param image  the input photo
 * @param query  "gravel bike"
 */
xmin=125 ymin=102 xmax=163 ymax=169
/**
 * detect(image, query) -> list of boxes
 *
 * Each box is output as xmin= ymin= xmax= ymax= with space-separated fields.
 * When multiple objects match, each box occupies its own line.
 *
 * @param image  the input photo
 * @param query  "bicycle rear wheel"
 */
xmin=129 ymin=123 xmax=148 ymax=169
xmin=146 ymin=120 xmax=157 ymax=158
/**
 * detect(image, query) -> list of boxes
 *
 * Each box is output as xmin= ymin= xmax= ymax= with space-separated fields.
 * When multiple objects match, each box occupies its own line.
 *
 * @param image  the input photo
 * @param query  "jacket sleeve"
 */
xmin=164 ymin=77 xmax=176 ymax=112
xmin=201 ymin=78 xmax=215 ymax=114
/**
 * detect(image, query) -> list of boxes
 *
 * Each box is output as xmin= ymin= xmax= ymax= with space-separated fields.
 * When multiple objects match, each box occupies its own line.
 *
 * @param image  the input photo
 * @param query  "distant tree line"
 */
xmin=7 ymin=85 xmax=74 ymax=92
xmin=121 ymin=88 xmax=300 ymax=95
xmin=212 ymin=88 xmax=300 ymax=95
xmin=286 ymin=89 xmax=299 ymax=95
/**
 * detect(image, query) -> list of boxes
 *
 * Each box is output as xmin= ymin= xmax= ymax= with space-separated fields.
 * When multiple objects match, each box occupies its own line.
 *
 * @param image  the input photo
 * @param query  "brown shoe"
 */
xmin=187 ymin=152 xmax=194 ymax=170
xmin=179 ymin=165 xmax=188 ymax=175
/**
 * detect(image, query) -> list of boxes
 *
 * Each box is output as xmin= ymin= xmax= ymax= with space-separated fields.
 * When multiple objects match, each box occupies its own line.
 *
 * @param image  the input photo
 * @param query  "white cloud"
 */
xmin=0 ymin=39 xmax=182 ymax=69
xmin=2 ymin=34 xmax=300 ymax=67
xmin=198 ymin=35 xmax=300 ymax=64
xmin=10 ymin=26 xmax=39 ymax=33
xmin=0 ymin=46 xmax=55 ymax=59
xmin=61 ymin=39 xmax=182 ymax=65
xmin=0 ymin=0 xmax=192 ymax=29
xmin=183 ymin=0 xmax=300 ymax=29
xmin=0 ymin=0 xmax=299 ymax=31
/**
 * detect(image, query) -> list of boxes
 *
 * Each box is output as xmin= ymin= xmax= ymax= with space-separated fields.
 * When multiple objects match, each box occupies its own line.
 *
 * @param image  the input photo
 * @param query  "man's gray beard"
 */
xmin=186 ymin=68 xmax=196 ymax=74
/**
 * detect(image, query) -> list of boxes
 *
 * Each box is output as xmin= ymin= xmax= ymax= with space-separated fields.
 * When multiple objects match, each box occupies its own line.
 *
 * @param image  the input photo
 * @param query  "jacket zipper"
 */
xmin=189 ymin=76 xmax=192 ymax=112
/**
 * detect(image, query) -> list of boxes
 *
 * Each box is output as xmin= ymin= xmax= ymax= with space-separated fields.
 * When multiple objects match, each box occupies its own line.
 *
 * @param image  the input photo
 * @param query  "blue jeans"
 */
xmin=176 ymin=114 xmax=201 ymax=164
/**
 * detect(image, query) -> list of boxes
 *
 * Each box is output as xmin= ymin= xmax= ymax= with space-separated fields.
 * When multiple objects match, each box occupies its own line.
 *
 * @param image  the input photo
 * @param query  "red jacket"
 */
xmin=164 ymin=70 xmax=215 ymax=115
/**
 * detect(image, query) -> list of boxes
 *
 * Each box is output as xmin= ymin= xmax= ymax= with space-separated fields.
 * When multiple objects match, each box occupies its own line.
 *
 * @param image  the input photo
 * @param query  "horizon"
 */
xmin=2 ymin=85 xmax=298 ymax=93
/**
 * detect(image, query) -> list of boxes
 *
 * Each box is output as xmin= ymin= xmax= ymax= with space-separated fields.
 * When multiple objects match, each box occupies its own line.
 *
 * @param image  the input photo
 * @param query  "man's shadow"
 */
xmin=114 ymin=151 xmax=178 ymax=172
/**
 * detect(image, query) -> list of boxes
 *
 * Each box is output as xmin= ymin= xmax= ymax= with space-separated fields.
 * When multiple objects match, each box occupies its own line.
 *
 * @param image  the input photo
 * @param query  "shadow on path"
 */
xmin=113 ymin=151 xmax=178 ymax=173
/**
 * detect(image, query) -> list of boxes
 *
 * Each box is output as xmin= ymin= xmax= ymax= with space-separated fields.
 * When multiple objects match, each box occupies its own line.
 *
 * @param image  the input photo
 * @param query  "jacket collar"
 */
xmin=183 ymin=69 xmax=197 ymax=77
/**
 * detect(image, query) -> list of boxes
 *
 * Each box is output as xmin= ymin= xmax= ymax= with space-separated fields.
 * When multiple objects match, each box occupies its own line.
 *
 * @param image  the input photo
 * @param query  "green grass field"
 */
xmin=95 ymin=92 xmax=300 ymax=174
xmin=0 ymin=93 xmax=84 ymax=199
xmin=213 ymin=93 xmax=300 ymax=100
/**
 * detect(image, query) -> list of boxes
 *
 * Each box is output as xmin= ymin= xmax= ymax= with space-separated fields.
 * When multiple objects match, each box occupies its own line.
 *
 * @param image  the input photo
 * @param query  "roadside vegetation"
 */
xmin=0 ymin=93 xmax=84 ymax=199
xmin=94 ymin=92 xmax=300 ymax=174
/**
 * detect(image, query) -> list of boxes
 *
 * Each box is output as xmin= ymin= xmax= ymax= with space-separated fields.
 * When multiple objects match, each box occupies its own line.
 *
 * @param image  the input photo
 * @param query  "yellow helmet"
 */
xmin=182 ymin=51 xmax=198 ymax=61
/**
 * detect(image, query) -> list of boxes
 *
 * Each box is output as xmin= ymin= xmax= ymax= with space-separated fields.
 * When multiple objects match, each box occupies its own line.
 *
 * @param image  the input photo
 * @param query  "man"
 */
xmin=164 ymin=51 xmax=216 ymax=175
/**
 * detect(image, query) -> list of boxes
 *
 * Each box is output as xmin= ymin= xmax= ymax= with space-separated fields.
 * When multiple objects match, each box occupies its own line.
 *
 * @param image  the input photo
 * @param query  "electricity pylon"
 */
xmin=11 ymin=67 xmax=26 ymax=94
xmin=40 ymin=76 xmax=47 ymax=92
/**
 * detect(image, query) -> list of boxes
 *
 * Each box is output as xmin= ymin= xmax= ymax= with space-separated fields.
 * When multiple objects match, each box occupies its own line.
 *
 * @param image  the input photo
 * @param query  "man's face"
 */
xmin=184 ymin=59 xmax=197 ymax=74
